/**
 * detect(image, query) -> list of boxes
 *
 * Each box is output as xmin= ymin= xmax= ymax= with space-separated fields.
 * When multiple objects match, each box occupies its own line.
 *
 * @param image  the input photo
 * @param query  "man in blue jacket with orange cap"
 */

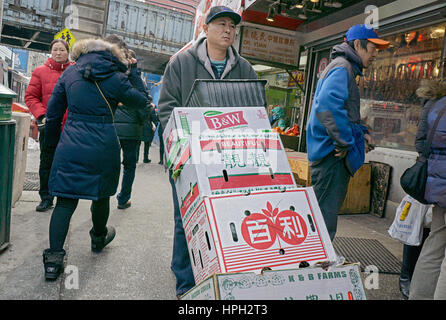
xmin=306 ymin=24 xmax=390 ymax=240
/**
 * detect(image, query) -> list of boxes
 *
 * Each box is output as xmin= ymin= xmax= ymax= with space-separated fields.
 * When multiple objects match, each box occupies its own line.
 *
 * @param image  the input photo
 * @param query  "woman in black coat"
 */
xmin=42 ymin=38 xmax=148 ymax=280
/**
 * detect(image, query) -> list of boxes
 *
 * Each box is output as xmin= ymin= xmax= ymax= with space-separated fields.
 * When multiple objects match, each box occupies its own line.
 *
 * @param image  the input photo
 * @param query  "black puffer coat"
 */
xmin=114 ymin=65 xmax=152 ymax=140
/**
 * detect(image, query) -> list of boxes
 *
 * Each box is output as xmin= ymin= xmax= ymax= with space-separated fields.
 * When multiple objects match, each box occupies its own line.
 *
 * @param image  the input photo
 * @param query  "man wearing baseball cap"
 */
xmin=346 ymin=24 xmax=391 ymax=50
xmin=158 ymin=5 xmax=257 ymax=297
xmin=306 ymin=24 xmax=389 ymax=241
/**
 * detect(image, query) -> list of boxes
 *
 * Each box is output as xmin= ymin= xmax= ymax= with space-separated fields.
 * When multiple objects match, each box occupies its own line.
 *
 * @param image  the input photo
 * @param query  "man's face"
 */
xmin=203 ymin=16 xmax=236 ymax=51
xmin=355 ymin=40 xmax=378 ymax=68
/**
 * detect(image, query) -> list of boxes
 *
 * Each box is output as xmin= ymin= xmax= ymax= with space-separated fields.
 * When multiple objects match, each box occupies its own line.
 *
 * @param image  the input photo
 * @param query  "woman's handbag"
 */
xmin=400 ymin=103 xmax=446 ymax=204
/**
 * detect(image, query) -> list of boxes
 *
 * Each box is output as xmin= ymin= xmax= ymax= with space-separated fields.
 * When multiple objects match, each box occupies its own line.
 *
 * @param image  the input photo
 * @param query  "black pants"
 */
xmin=159 ymin=124 xmax=164 ymax=161
xmin=310 ymin=153 xmax=350 ymax=240
xmin=143 ymin=141 xmax=151 ymax=161
xmin=144 ymin=124 xmax=164 ymax=161
xmin=49 ymin=197 xmax=110 ymax=252
xmin=38 ymin=129 xmax=54 ymax=202
xmin=400 ymin=227 xmax=431 ymax=280
xmin=117 ymin=139 xmax=139 ymax=205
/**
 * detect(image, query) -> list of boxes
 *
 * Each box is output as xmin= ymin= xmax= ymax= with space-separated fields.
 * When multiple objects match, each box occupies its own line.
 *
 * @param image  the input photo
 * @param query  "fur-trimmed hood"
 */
xmin=417 ymin=79 xmax=446 ymax=100
xmin=70 ymin=38 xmax=127 ymax=65
xmin=70 ymin=38 xmax=128 ymax=80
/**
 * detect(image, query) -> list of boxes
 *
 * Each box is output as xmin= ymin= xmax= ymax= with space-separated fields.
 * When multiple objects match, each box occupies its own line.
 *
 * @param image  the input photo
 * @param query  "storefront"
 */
xmin=237 ymin=23 xmax=304 ymax=140
xmin=184 ymin=0 xmax=446 ymax=214
xmin=254 ymin=67 xmax=304 ymax=129
xmin=297 ymin=0 xmax=446 ymax=215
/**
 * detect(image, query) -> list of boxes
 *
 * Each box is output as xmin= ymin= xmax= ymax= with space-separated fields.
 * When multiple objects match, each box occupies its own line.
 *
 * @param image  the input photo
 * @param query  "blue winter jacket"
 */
xmin=44 ymin=38 xmax=148 ymax=200
xmin=306 ymin=43 xmax=369 ymax=175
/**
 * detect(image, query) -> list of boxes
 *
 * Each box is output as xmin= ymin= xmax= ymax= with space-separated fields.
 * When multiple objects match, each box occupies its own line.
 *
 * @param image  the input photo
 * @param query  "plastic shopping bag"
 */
xmin=388 ymin=195 xmax=432 ymax=246
xmin=424 ymin=205 xmax=433 ymax=229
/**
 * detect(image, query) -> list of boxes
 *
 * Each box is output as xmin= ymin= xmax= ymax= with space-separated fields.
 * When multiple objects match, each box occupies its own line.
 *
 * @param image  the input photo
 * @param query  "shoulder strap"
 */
xmin=423 ymin=101 xmax=446 ymax=157
xmin=94 ymin=81 xmax=114 ymax=122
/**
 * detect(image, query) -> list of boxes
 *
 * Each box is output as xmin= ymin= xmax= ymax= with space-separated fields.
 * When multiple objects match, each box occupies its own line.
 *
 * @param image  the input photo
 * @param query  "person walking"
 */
xmin=111 ymin=47 xmax=152 ymax=210
xmin=141 ymin=106 xmax=158 ymax=163
xmin=306 ymin=24 xmax=389 ymax=240
xmin=142 ymin=106 xmax=164 ymax=164
xmin=157 ymin=115 xmax=164 ymax=165
xmin=398 ymin=97 xmax=434 ymax=299
xmin=158 ymin=6 xmax=257 ymax=297
xmin=41 ymin=38 xmax=148 ymax=281
xmin=25 ymin=39 xmax=72 ymax=212
xmin=409 ymin=79 xmax=446 ymax=300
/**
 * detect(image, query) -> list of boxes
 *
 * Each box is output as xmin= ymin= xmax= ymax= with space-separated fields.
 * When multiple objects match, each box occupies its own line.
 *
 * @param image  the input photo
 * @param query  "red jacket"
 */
xmin=25 ymin=58 xmax=72 ymax=120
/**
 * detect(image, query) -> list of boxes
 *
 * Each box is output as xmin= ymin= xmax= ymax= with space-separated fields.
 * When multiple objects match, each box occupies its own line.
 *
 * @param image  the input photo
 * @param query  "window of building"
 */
xmin=360 ymin=23 xmax=445 ymax=151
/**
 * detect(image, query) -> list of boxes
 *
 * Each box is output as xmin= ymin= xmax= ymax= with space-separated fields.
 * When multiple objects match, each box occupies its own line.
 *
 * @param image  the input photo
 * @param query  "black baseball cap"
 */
xmin=205 ymin=6 xmax=241 ymax=25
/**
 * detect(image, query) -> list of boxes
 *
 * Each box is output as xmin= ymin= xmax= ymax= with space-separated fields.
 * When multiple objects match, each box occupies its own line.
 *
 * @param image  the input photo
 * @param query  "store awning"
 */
xmin=242 ymin=0 xmax=366 ymax=31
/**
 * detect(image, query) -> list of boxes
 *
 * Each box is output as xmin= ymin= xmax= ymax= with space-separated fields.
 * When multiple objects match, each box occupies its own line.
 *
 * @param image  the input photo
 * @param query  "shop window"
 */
xmin=258 ymin=69 xmax=304 ymax=129
xmin=360 ymin=23 xmax=445 ymax=151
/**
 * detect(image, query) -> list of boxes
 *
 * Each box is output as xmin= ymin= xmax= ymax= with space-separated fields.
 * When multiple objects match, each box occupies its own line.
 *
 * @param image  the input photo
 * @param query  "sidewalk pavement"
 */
xmin=0 ymin=145 xmax=405 ymax=300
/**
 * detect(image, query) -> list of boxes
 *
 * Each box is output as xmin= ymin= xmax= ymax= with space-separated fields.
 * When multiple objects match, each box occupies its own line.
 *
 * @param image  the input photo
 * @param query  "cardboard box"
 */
xmin=286 ymin=151 xmax=372 ymax=214
xmin=286 ymin=151 xmax=310 ymax=186
xmin=174 ymin=132 xmax=297 ymax=213
xmin=181 ymin=264 xmax=367 ymax=300
xmin=163 ymin=107 xmax=271 ymax=168
xmin=339 ymin=163 xmax=371 ymax=214
xmin=182 ymin=188 xmax=337 ymax=284
xmin=279 ymin=134 xmax=299 ymax=151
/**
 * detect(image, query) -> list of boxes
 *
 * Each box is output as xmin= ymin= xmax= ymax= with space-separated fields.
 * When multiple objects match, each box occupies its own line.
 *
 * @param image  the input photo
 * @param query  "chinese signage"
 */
xmin=240 ymin=26 xmax=300 ymax=68
xmin=182 ymin=188 xmax=336 ymax=283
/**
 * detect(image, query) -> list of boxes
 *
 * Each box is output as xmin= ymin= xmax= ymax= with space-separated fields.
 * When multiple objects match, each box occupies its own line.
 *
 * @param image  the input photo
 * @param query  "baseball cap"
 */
xmin=205 ymin=6 xmax=241 ymax=25
xmin=346 ymin=24 xmax=390 ymax=50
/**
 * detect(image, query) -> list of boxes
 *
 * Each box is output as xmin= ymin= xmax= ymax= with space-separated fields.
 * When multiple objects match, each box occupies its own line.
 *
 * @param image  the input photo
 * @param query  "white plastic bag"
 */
xmin=388 ymin=195 xmax=431 ymax=246
xmin=424 ymin=205 xmax=433 ymax=229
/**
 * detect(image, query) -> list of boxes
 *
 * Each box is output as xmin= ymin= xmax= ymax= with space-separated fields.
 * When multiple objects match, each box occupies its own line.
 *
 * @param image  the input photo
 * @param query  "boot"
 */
xmin=399 ymin=276 xmax=410 ymax=300
xmin=42 ymin=249 xmax=66 ymax=281
xmin=36 ymin=199 xmax=53 ymax=212
xmin=89 ymin=226 xmax=116 ymax=253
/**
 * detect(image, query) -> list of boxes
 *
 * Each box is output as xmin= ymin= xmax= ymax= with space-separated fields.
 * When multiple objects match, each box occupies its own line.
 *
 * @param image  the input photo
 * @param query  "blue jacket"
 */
xmin=416 ymin=80 xmax=446 ymax=208
xmin=44 ymin=38 xmax=148 ymax=200
xmin=306 ymin=42 xmax=369 ymax=175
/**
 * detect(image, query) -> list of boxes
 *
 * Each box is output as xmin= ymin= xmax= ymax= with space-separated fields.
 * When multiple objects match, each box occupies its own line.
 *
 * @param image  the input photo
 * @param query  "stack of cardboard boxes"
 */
xmin=162 ymin=81 xmax=366 ymax=300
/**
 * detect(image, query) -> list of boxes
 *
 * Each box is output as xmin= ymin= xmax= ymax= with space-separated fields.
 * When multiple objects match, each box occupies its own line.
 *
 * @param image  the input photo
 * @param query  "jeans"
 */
xmin=117 ymin=139 xmax=139 ymax=205
xmin=49 ymin=197 xmax=110 ymax=252
xmin=169 ymin=171 xmax=195 ymax=295
xmin=38 ymin=128 xmax=54 ymax=202
xmin=310 ymin=153 xmax=351 ymax=241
